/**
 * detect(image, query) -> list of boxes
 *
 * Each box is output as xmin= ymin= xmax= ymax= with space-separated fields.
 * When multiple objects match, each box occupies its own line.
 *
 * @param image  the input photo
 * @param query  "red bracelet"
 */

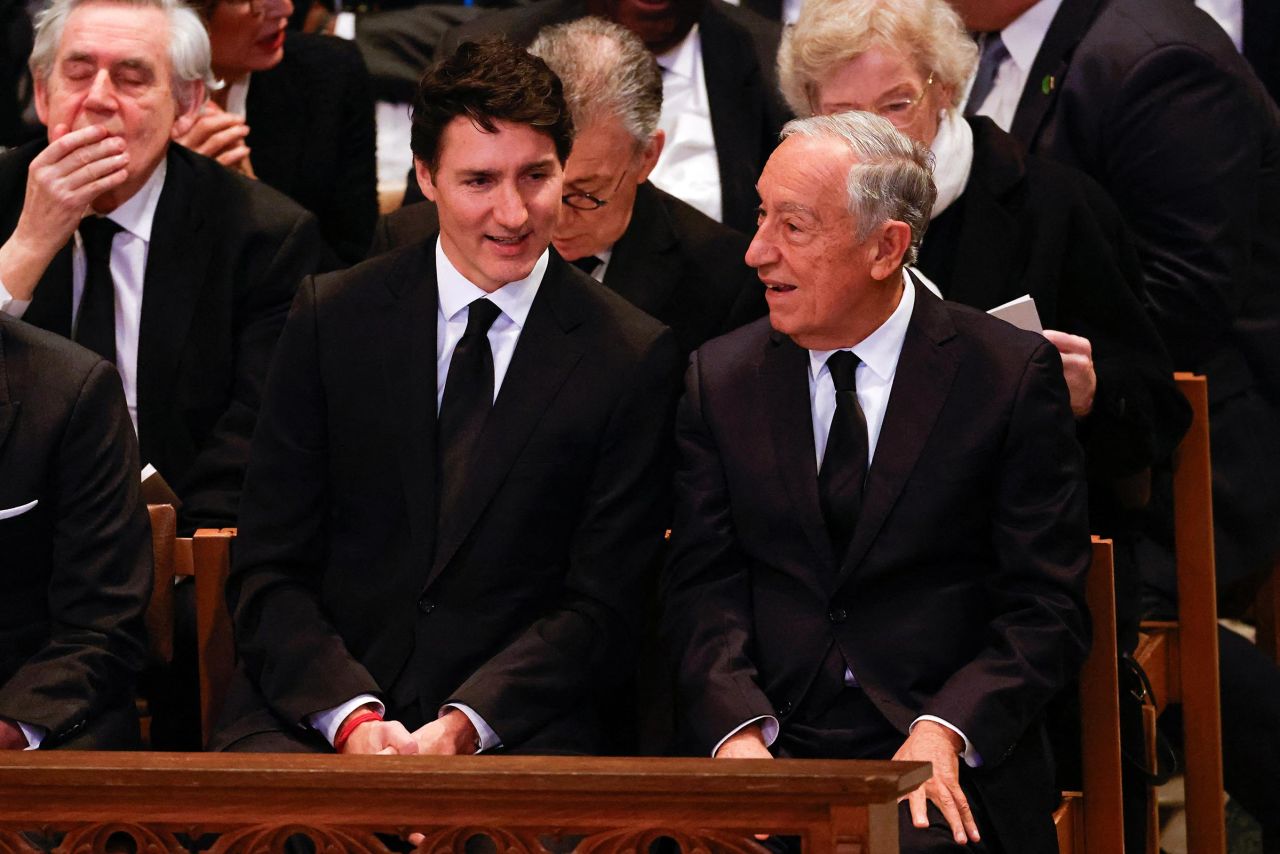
xmin=334 ymin=709 xmax=384 ymax=752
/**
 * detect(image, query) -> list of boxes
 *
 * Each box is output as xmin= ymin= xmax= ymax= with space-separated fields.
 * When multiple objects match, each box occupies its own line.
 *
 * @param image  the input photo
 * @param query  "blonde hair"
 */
xmin=778 ymin=0 xmax=977 ymax=117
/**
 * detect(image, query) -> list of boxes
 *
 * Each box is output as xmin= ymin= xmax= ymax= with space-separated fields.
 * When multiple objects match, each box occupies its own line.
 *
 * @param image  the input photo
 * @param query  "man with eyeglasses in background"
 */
xmin=371 ymin=20 xmax=764 ymax=355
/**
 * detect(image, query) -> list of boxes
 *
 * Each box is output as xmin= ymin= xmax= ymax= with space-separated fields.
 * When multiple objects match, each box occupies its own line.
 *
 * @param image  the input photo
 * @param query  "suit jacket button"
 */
xmin=828 ymin=608 xmax=848 ymax=623
xmin=777 ymin=701 xmax=792 ymax=717
xmin=417 ymin=596 xmax=435 ymax=614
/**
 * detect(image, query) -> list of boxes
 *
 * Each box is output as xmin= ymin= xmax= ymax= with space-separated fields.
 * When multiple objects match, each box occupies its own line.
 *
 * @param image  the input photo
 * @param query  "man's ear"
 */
xmin=414 ymin=156 xmax=438 ymax=202
xmin=634 ymin=129 xmax=665 ymax=184
xmin=33 ymin=74 xmax=49 ymax=129
xmin=867 ymin=219 xmax=912 ymax=281
xmin=170 ymin=82 xmax=206 ymax=139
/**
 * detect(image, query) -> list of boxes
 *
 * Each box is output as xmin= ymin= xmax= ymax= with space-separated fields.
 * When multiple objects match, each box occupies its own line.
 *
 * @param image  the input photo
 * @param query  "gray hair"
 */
xmin=30 ymin=0 xmax=216 ymax=113
xmin=529 ymin=16 xmax=662 ymax=144
xmin=778 ymin=0 xmax=977 ymax=116
xmin=782 ymin=111 xmax=936 ymax=266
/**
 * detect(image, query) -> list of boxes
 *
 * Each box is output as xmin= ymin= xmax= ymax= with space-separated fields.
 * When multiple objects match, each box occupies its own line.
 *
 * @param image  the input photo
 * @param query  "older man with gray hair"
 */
xmin=373 ymin=19 xmax=761 ymax=354
xmin=661 ymin=111 xmax=1090 ymax=853
xmin=0 ymin=0 xmax=324 ymax=748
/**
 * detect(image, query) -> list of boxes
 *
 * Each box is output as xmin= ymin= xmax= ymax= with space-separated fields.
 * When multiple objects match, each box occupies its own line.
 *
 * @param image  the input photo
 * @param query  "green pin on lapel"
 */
xmin=1042 ymin=74 xmax=1056 ymax=95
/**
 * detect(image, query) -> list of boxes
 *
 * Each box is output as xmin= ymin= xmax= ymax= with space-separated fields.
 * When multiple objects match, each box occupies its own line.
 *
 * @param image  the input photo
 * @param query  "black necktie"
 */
xmin=76 ymin=217 xmax=123 ymax=363
xmin=818 ymin=351 xmax=869 ymax=559
xmin=571 ymin=255 xmax=601 ymax=277
xmin=965 ymin=32 xmax=1010 ymax=117
xmin=438 ymin=298 xmax=503 ymax=512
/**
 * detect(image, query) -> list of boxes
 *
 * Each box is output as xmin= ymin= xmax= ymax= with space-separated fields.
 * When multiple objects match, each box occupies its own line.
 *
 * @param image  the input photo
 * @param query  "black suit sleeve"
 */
xmin=0 ymin=360 xmax=151 ymax=739
xmin=659 ymin=351 xmax=778 ymax=754
xmin=1099 ymin=43 xmax=1264 ymax=370
xmin=920 ymin=341 xmax=1090 ymax=762
xmin=225 ymin=276 xmax=382 ymax=723
xmin=447 ymin=326 xmax=682 ymax=747
xmin=177 ymin=208 xmax=324 ymax=532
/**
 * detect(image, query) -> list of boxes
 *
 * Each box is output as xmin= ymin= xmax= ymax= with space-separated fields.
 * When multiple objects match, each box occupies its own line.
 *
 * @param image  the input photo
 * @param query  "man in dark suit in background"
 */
xmin=956 ymin=0 xmax=1280 ymax=600
xmin=955 ymin=0 xmax=1280 ymax=844
xmin=372 ymin=19 xmax=763 ymax=354
xmin=0 ymin=0 xmax=324 ymax=751
xmin=662 ymin=112 xmax=1090 ymax=853
xmin=213 ymin=40 xmax=680 ymax=757
xmin=426 ymin=0 xmax=789 ymax=235
xmin=0 ymin=0 xmax=325 ymax=534
xmin=0 ymin=314 xmax=151 ymax=751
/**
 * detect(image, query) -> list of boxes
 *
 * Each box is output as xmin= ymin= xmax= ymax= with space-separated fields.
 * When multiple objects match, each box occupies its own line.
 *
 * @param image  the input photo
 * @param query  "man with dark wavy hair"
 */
xmin=213 ymin=39 xmax=681 ymax=757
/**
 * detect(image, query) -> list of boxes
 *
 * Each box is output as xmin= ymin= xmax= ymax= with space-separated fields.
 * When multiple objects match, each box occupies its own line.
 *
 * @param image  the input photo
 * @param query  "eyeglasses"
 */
xmin=871 ymin=72 xmax=935 ymax=129
xmin=561 ymin=165 xmax=631 ymax=211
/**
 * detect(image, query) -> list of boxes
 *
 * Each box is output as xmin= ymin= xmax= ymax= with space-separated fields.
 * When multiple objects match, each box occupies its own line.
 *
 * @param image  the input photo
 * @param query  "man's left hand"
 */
xmin=411 ymin=709 xmax=478 ymax=756
xmin=892 ymin=720 xmax=981 ymax=845
xmin=1042 ymin=330 xmax=1096 ymax=418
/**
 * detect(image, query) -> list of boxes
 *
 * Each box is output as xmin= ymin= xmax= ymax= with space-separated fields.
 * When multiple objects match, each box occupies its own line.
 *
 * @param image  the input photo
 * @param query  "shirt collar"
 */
xmin=655 ymin=23 xmax=701 ymax=80
xmin=100 ymin=156 xmax=166 ymax=243
xmin=1000 ymin=0 xmax=1065 ymax=75
xmin=434 ymin=236 xmax=548 ymax=329
xmin=808 ymin=273 xmax=916 ymax=383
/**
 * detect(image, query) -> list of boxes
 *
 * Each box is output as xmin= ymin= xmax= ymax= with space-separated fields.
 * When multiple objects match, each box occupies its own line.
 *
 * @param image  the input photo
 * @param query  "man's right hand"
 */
xmin=0 ymin=123 xmax=129 ymax=302
xmin=336 ymin=712 xmax=418 ymax=756
xmin=0 ymin=719 xmax=28 ymax=751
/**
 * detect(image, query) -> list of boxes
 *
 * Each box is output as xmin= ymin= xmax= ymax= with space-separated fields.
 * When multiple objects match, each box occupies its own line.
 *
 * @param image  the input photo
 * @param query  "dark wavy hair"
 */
xmin=411 ymin=38 xmax=574 ymax=173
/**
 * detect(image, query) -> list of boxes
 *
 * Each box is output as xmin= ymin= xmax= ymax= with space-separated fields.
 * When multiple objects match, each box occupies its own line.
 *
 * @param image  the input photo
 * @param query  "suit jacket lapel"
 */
xmin=944 ymin=119 xmax=1024 ymax=310
xmin=382 ymin=243 xmax=440 ymax=573
xmin=760 ymin=331 xmax=837 ymax=577
xmin=700 ymin=4 xmax=765 ymax=231
xmin=604 ymin=182 xmax=681 ymax=317
xmin=1010 ymin=0 xmax=1103 ymax=147
xmin=426 ymin=256 xmax=586 ymax=588
xmin=246 ymin=51 xmax=304 ymax=195
xmin=0 ymin=326 xmax=14 ymax=451
xmin=136 ymin=148 xmax=214 ymax=452
xmin=836 ymin=283 xmax=960 ymax=588
xmin=22 ymin=243 xmax=74 ymax=339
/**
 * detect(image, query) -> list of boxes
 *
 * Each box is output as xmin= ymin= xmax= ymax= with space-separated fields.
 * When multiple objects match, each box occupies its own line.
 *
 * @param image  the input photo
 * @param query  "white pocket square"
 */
xmin=0 ymin=499 xmax=38 ymax=520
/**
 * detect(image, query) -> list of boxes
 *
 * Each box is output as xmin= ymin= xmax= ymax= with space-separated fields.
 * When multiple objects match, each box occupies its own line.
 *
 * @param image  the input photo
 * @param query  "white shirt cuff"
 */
xmin=0 ymin=278 xmax=32 ymax=318
xmin=18 ymin=722 xmax=45 ymax=750
xmin=712 ymin=715 xmax=779 ymax=757
xmin=912 ymin=715 xmax=983 ymax=768
xmin=440 ymin=703 xmax=499 ymax=753
xmin=307 ymin=694 xmax=384 ymax=747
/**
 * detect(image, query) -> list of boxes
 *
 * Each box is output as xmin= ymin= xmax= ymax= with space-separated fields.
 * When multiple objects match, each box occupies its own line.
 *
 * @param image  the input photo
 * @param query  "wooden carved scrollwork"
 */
xmin=208 ymin=824 xmax=394 ymax=853
xmin=574 ymin=827 xmax=772 ymax=854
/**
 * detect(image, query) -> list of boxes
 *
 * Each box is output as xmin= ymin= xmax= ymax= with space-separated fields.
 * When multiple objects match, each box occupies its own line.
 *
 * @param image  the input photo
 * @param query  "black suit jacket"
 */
xmin=0 ymin=315 xmax=151 ymax=747
xmin=0 ymin=142 xmax=325 ymax=532
xmin=247 ymin=32 xmax=378 ymax=265
xmin=216 ymin=241 xmax=681 ymax=753
xmin=1009 ymin=0 xmax=1280 ymax=404
xmin=1243 ymin=0 xmax=1280 ymax=104
xmin=661 ymin=283 xmax=1090 ymax=852
xmin=433 ymin=0 xmax=790 ymax=235
xmin=371 ymin=182 xmax=765 ymax=353
xmin=1008 ymin=0 xmax=1280 ymax=582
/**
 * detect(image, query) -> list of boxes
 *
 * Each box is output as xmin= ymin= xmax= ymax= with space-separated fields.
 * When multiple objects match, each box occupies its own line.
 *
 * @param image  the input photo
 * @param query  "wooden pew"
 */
xmin=1133 ymin=374 xmax=1226 ymax=854
xmin=1054 ymin=536 xmax=1125 ymax=854
xmin=0 ymin=753 xmax=929 ymax=853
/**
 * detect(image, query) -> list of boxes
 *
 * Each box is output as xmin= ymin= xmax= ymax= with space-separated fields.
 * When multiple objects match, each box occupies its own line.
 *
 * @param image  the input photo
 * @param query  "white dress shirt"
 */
xmin=0 ymin=159 xmax=165 ymax=433
xmin=716 ymin=277 xmax=980 ymax=766
xmin=310 ymin=237 xmax=549 ymax=752
xmin=965 ymin=0 xmax=1065 ymax=132
xmin=650 ymin=25 xmax=724 ymax=224
xmin=1196 ymin=0 xmax=1244 ymax=51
